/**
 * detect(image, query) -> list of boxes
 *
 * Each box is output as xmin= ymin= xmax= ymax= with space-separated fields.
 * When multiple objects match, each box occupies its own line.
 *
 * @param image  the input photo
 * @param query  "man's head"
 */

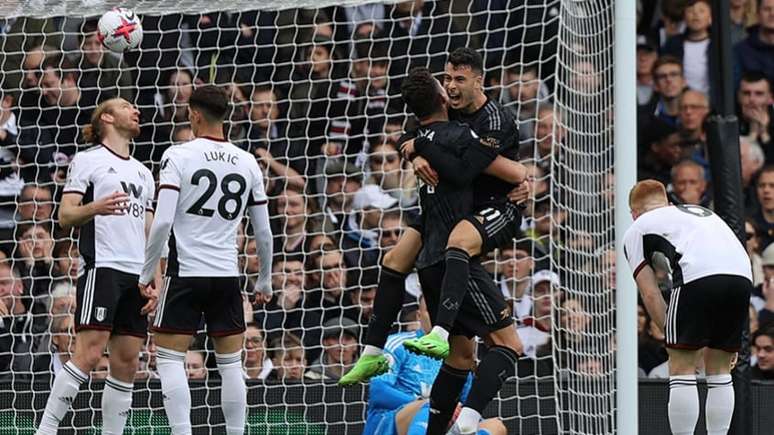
xmin=531 ymin=269 xmax=561 ymax=319
xmin=505 ymin=64 xmax=540 ymax=106
xmin=499 ymin=241 xmax=535 ymax=283
xmin=756 ymin=166 xmax=774 ymax=212
xmin=270 ymin=333 xmax=306 ymax=380
xmin=321 ymin=317 xmax=359 ymax=365
xmin=671 ymin=160 xmax=707 ymax=204
xmin=323 ymin=160 xmax=362 ymax=213
xmin=652 ymin=56 xmax=686 ymax=99
xmin=50 ymin=314 xmax=75 ymax=356
xmin=50 ymin=281 xmax=76 ymax=315
xmin=378 ymin=211 xmax=403 ymax=249
xmin=188 ymin=85 xmax=230 ymax=135
xmin=535 ymin=104 xmax=564 ymax=156
xmin=645 ymin=118 xmax=682 ymax=166
xmin=678 ymin=90 xmax=710 ymax=134
xmin=82 ymin=98 xmax=141 ymax=144
xmin=313 ymin=248 xmax=347 ymax=296
xmin=443 ymin=47 xmax=485 ymax=112
xmin=39 ymin=57 xmax=79 ymax=107
xmin=753 ymin=325 xmax=774 ymax=372
xmin=79 ymin=20 xmax=104 ymax=67
xmin=684 ymin=0 xmax=712 ymax=34
xmin=185 ymin=350 xmax=207 ymax=379
xmin=0 ymin=262 xmax=23 ymax=313
xmin=759 ymin=0 xmax=774 ymax=33
xmin=276 ymin=186 xmax=306 ymax=231
xmin=271 ymin=256 xmax=305 ymax=306
xmin=92 ymin=354 xmax=110 ymax=379
xmin=17 ymin=223 xmax=54 ymax=262
xmin=19 ymin=184 xmax=53 ymax=222
xmin=23 ymin=45 xmax=56 ymax=89
xmin=740 ymin=138 xmax=766 ymax=186
xmin=352 ymin=185 xmax=398 ymax=230
xmin=401 ymin=67 xmax=447 ymax=120
xmin=349 ymin=267 xmax=378 ymax=321
xmin=244 ymin=323 xmax=266 ymax=368
xmin=738 ymin=71 xmax=773 ymax=120
xmin=249 ymin=85 xmax=280 ymax=130
xmin=629 ymin=179 xmax=669 ymax=219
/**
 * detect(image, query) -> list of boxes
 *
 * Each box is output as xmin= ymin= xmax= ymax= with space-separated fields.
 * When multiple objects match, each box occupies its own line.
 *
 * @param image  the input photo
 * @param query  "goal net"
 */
xmin=0 ymin=0 xmax=616 ymax=433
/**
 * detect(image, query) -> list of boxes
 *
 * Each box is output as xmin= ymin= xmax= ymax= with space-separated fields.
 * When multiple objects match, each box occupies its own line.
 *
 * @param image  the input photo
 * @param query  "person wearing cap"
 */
xmin=341 ymin=185 xmax=399 ymax=267
xmin=516 ymin=269 xmax=562 ymax=360
xmin=305 ymin=317 xmax=360 ymax=380
xmin=636 ymin=34 xmax=659 ymax=105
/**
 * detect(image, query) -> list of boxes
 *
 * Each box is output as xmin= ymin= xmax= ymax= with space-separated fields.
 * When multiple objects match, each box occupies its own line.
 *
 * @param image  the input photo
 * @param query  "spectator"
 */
xmin=654 ymin=1 xmax=687 ymax=48
xmin=318 ymin=159 xmax=363 ymax=232
xmin=0 ymin=261 xmax=32 ymax=376
xmin=244 ymin=323 xmax=272 ymax=380
xmin=746 ymin=219 xmax=765 ymax=286
xmin=240 ymin=238 xmax=261 ymax=294
xmin=729 ymin=0 xmax=759 ymax=45
xmin=526 ymin=104 xmax=564 ymax=173
xmin=377 ymin=211 xmax=403 ymax=251
xmin=75 ymin=19 xmax=134 ymax=104
xmin=754 ymin=165 xmax=774 ymax=248
xmin=221 ymin=81 xmax=252 ymax=150
xmin=741 ymin=138 xmax=766 ymax=213
xmin=638 ymin=122 xmax=682 ymax=185
xmin=501 ymin=64 xmax=546 ymax=142
xmin=636 ymin=35 xmax=659 ymax=105
xmin=341 ymin=185 xmax=398 ymax=268
xmin=0 ymin=89 xmax=22 ymax=246
xmin=662 ymin=0 xmax=715 ymax=100
xmin=31 ymin=313 xmax=75 ymax=376
xmin=366 ymin=141 xmax=418 ymax=208
xmin=678 ymin=89 xmax=710 ymax=145
xmin=516 ymin=269 xmax=561 ymax=359
xmin=53 ymin=240 xmax=78 ymax=283
xmin=186 ymin=350 xmax=207 ymax=380
xmin=668 ymin=159 xmax=709 ymax=206
xmin=271 ymin=186 xmax=313 ymax=256
xmin=267 ymin=333 xmax=307 ymax=381
xmin=734 ymin=0 xmax=774 ymax=85
xmin=48 ymin=281 xmax=76 ymax=316
xmin=91 ymin=354 xmax=110 ymax=380
xmin=639 ymin=55 xmax=687 ymax=128
xmin=305 ymin=247 xmax=351 ymax=325
xmin=737 ymin=71 xmax=773 ymax=162
xmin=497 ymin=241 xmax=535 ymax=324
xmin=525 ymin=196 xmax=565 ymax=256
xmin=16 ymin=184 xmax=53 ymax=225
xmin=345 ymin=266 xmax=378 ymax=326
xmin=752 ymin=325 xmax=774 ymax=379
xmin=152 ymin=68 xmax=194 ymax=132
xmin=15 ymin=223 xmax=55 ymax=314
xmin=638 ymin=301 xmax=668 ymax=376
xmin=306 ymin=317 xmax=359 ymax=381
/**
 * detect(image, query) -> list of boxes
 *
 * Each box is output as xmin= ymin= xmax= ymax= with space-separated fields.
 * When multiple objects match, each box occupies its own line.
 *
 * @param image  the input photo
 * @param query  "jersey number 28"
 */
xmin=186 ymin=169 xmax=246 ymax=220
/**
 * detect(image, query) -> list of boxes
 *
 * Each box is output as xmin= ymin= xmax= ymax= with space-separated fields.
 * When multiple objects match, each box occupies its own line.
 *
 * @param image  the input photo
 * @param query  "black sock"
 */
xmin=427 ymin=364 xmax=470 ymax=435
xmin=464 ymin=346 xmax=518 ymax=413
xmin=435 ymin=247 xmax=471 ymax=331
xmin=364 ymin=266 xmax=407 ymax=348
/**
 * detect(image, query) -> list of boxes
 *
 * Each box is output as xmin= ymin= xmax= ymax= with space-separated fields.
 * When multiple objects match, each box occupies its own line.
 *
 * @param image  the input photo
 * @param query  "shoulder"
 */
xmin=72 ymin=145 xmax=104 ymax=161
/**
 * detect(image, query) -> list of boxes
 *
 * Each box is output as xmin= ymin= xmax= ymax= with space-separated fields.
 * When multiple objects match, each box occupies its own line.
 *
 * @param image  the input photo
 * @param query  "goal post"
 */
xmin=0 ymin=1 xmax=627 ymax=433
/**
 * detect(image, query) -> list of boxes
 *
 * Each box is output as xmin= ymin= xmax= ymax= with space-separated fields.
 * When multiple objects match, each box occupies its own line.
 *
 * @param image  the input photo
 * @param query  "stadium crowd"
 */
xmin=0 ymin=0 xmax=771 ymax=394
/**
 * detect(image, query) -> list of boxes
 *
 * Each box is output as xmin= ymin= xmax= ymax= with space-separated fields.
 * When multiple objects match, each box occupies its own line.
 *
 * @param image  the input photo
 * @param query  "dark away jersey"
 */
xmin=450 ymin=99 xmax=519 ymax=207
xmin=415 ymin=121 xmax=486 ymax=269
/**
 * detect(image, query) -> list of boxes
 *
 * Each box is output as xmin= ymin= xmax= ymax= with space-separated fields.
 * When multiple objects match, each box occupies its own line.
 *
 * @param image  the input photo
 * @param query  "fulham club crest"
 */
xmin=95 ymin=307 xmax=107 ymax=322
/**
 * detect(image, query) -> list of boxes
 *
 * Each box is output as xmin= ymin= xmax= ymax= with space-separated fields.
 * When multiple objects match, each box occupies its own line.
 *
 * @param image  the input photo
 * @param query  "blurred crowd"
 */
xmin=0 ymin=0 xmax=770 ymax=387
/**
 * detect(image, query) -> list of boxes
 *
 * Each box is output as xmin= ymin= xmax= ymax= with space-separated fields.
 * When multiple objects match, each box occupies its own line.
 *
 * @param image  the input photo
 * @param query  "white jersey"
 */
xmin=64 ymin=145 xmax=155 ymax=275
xmin=623 ymin=205 xmax=752 ymax=286
xmin=158 ymin=137 xmax=267 ymax=277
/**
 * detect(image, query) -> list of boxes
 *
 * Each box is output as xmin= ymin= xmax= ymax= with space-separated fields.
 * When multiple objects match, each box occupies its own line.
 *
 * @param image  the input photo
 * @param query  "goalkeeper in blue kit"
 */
xmin=364 ymin=298 xmax=506 ymax=435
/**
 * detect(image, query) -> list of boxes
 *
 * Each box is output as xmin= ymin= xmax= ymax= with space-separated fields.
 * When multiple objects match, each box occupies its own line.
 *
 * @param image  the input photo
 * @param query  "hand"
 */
xmin=750 ymin=107 xmax=771 ymax=131
xmin=254 ymin=279 xmax=273 ymax=304
xmin=254 ymin=147 xmax=272 ymax=162
xmin=400 ymin=138 xmax=416 ymax=160
xmin=507 ymin=179 xmax=532 ymax=204
xmin=411 ymin=156 xmax=439 ymax=187
xmin=138 ymin=282 xmax=158 ymax=315
xmin=92 ymin=192 xmax=130 ymax=216
xmin=321 ymin=142 xmax=342 ymax=156
xmin=0 ymin=301 xmax=9 ymax=317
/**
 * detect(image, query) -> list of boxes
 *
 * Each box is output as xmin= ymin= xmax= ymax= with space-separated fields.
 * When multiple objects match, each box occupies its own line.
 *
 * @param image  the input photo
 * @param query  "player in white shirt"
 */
xmin=623 ymin=180 xmax=752 ymax=435
xmin=139 ymin=85 xmax=273 ymax=435
xmin=36 ymin=99 xmax=158 ymax=435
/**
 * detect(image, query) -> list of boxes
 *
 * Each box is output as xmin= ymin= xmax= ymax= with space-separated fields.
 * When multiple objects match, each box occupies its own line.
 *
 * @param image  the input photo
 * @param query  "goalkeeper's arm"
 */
xmin=247 ymin=202 xmax=273 ymax=298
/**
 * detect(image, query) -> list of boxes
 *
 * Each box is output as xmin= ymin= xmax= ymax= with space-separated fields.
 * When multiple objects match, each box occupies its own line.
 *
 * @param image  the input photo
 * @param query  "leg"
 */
xmin=37 ymin=329 xmax=111 ymax=435
xmin=704 ymin=348 xmax=735 ymax=435
xmin=102 ymin=335 xmax=144 ymax=435
xmin=426 ymin=336 xmax=475 ymax=435
xmin=155 ymin=333 xmax=194 ymax=435
xmin=212 ymin=334 xmax=247 ymax=435
xmin=667 ymin=348 xmax=701 ymax=435
xmin=340 ymin=228 xmax=422 ymax=386
xmin=395 ymin=400 xmax=428 ymax=435
xmin=478 ymin=419 xmax=507 ymax=435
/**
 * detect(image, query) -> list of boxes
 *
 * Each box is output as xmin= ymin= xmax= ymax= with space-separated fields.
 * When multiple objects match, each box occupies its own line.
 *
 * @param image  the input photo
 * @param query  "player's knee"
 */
xmin=480 ymin=418 xmax=507 ymax=435
xmin=488 ymin=327 xmax=523 ymax=355
xmin=109 ymin=357 xmax=140 ymax=380
xmin=382 ymin=249 xmax=410 ymax=274
xmin=447 ymin=223 xmax=481 ymax=256
xmin=74 ymin=347 xmax=104 ymax=371
xmin=446 ymin=347 xmax=475 ymax=370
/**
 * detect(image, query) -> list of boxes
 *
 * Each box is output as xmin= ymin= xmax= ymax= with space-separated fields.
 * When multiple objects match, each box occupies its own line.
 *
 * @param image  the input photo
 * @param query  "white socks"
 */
xmin=668 ymin=375 xmax=699 ymax=435
xmin=706 ymin=374 xmax=734 ymax=435
xmin=430 ymin=325 xmax=450 ymax=342
xmin=36 ymin=361 xmax=88 ymax=435
xmin=362 ymin=345 xmax=383 ymax=356
xmin=216 ymin=351 xmax=246 ymax=435
xmin=454 ymin=407 xmax=481 ymax=434
xmin=102 ymin=376 xmax=134 ymax=434
xmin=156 ymin=347 xmax=192 ymax=435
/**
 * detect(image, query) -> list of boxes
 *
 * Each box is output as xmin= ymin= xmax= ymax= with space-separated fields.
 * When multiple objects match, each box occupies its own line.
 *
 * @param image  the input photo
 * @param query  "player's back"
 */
xmin=160 ymin=137 xmax=265 ymax=277
xmin=625 ymin=204 xmax=751 ymax=286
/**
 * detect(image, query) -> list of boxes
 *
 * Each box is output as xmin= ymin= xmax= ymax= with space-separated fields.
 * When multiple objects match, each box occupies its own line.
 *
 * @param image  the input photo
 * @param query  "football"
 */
xmin=97 ymin=8 xmax=143 ymax=53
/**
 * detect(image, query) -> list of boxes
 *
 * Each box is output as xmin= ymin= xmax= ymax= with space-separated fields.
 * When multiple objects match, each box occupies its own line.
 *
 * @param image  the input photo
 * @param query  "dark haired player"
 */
xmin=396 ymin=67 xmax=525 ymax=435
xmin=139 ymin=85 xmax=273 ymax=435
xmin=341 ymin=47 xmax=526 ymax=386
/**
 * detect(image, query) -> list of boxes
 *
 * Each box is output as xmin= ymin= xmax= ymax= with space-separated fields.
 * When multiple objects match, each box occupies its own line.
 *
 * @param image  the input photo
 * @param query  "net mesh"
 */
xmin=0 ymin=1 xmax=616 ymax=433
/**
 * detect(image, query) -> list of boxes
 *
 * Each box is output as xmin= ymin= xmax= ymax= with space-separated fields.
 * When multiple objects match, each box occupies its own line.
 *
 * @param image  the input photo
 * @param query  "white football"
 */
xmin=98 ymin=8 xmax=143 ymax=53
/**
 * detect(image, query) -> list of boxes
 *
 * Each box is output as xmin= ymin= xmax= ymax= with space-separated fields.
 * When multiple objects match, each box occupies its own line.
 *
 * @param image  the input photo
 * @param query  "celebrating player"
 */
xmin=37 ymin=98 xmax=157 ymax=435
xmin=341 ymin=47 xmax=527 ymax=385
xmin=139 ymin=85 xmax=273 ymax=435
xmin=364 ymin=296 xmax=505 ymax=435
xmin=623 ymin=180 xmax=752 ymax=435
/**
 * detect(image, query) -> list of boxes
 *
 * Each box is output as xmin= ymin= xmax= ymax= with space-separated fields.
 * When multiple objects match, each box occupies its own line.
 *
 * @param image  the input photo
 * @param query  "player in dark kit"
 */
xmin=340 ymin=47 xmax=527 ymax=387
xmin=402 ymin=68 xmax=526 ymax=435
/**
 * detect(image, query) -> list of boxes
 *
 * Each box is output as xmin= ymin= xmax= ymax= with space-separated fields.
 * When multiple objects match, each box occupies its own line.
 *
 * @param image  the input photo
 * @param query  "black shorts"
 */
xmin=418 ymin=260 xmax=513 ymax=339
xmin=665 ymin=274 xmax=751 ymax=352
xmin=152 ymin=276 xmax=245 ymax=337
xmin=466 ymin=202 xmax=522 ymax=254
xmin=74 ymin=267 xmax=148 ymax=338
